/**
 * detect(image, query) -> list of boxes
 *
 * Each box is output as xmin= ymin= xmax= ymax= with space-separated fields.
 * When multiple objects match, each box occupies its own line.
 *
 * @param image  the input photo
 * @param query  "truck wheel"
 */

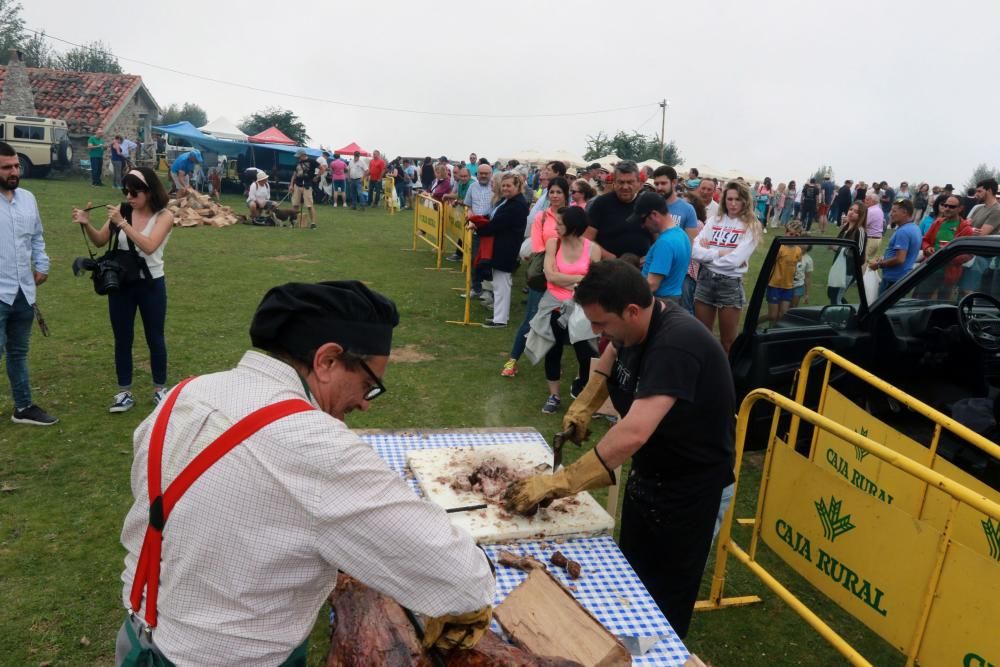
xmin=17 ymin=154 xmax=32 ymax=178
xmin=57 ymin=139 xmax=73 ymax=167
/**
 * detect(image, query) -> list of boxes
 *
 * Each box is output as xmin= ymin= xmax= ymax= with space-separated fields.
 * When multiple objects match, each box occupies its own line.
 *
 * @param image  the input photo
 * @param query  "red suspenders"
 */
xmin=129 ymin=376 xmax=314 ymax=630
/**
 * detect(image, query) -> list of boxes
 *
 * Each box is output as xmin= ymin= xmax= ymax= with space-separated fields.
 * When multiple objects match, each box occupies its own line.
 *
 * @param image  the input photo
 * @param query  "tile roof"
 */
xmin=0 ymin=66 xmax=145 ymax=135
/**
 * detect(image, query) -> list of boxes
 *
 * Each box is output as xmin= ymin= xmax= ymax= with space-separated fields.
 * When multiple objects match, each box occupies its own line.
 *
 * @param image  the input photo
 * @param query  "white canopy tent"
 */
xmin=501 ymin=149 xmax=588 ymax=169
xmin=592 ymin=154 xmax=623 ymax=170
xmin=198 ymin=117 xmax=248 ymax=142
xmin=637 ymin=159 xmax=665 ymax=172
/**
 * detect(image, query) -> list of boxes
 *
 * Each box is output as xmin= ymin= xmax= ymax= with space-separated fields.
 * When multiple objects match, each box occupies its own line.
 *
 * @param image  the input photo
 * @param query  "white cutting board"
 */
xmin=406 ymin=443 xmax=615 ymax=544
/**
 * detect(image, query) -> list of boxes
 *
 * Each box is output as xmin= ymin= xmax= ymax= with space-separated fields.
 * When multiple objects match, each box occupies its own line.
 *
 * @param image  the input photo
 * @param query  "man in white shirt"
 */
xmin=697 ymin=178 xmax=719 ymax=219
xmin=116 ymin=281 xmax=495 ymax=666
xmin=246 ymin=171 xmax=275 ymax=221
xmin=347 ymin=151 xmax=367 ymax=211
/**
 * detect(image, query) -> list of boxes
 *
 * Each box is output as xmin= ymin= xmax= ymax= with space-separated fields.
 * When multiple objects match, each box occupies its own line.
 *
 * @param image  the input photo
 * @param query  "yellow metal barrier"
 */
xmin=789 ymin=347 xmax=1000 ymax=558
xmin=445 ymin=225 xmax=482 ymax=327
xmin=410 ymin=194 xmax=444 ymax=268
xmin=698 ymin=388 xmax=1000 ymax=667
xmin=383 ymin=176 xmax=398 ymax=214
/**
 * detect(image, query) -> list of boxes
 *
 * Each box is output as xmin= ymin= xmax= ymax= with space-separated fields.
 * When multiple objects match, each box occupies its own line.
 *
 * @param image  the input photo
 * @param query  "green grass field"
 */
xmin=0 ymin=175 xmax=901 ymax=666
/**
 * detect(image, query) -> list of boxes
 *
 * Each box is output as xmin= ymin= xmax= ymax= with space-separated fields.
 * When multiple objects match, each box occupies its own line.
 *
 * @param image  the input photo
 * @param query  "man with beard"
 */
xmin=505 ymin=260 xmax=735 ymax=639
xmin=0 ymin=142 xmax=57 ymax=425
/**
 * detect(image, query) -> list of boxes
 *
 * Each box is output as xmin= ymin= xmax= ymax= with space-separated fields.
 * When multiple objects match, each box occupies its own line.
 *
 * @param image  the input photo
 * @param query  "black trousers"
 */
xmin=618 ymin=468 xmax=724 ymax=639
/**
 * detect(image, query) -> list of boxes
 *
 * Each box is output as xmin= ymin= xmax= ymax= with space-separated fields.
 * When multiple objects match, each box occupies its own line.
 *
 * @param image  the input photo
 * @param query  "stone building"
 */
xmin=0 ymin=49 xmax=160 ymax=174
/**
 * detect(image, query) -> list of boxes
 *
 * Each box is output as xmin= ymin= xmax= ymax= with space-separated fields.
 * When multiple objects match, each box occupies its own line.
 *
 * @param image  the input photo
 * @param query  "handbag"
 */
xmin=526 ymin=251 xmax=547 ymax=291
xmin=862 ymin=268 xmax=880 ymax=303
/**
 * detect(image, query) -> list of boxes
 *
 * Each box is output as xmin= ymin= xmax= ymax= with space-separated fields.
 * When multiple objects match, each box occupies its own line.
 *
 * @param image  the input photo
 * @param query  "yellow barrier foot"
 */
xmin=694 ymin=595 xmax=763 ymax=612
xmin=736 ymin=518 xmax=756 ymax=527
xmin=445 ymin=320 xmax=483 ymax=327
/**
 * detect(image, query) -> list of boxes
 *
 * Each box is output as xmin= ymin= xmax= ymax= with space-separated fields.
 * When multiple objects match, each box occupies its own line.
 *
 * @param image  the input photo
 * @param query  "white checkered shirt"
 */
xmin=119 ymin=351 xmax=494 ymax=665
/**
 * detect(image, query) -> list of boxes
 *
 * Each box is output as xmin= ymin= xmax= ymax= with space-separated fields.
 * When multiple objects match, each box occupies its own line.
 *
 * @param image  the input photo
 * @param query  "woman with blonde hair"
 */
xmin=691 ymin=180 xmax=763 ymax=352
xmin=769 ymin=182 xmax=787 ymax=228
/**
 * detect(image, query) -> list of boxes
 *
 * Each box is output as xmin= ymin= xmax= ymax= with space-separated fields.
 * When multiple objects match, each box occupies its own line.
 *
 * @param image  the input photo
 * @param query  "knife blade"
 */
xmin=552 ymin=427 xmax=575 ymax=469
xmin=445 ymin=503 xmax=488 ymax=514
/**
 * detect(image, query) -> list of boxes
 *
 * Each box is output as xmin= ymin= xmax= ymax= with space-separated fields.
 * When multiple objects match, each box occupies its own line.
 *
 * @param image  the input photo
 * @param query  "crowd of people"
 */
xmin=2 ymin=131 xmax=998 ymax=664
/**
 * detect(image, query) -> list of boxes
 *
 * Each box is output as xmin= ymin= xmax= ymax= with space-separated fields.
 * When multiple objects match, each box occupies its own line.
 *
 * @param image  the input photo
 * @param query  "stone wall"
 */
xmin=0 ymin=49 xmax=36 ymax=116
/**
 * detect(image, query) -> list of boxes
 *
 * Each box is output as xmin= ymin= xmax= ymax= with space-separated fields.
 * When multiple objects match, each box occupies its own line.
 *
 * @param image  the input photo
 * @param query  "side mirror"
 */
xmin=820 ymin=304 xmax=854 ymax=329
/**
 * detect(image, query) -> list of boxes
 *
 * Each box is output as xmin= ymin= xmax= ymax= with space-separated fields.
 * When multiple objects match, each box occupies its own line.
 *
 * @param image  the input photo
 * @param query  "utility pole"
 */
xmin=659 ymin=99 xmax=669 ymax=163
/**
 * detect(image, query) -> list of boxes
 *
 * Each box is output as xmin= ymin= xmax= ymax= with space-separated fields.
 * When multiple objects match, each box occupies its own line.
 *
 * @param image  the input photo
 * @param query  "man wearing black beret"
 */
xmin=115 ymin=281 xmax=495 ymax=666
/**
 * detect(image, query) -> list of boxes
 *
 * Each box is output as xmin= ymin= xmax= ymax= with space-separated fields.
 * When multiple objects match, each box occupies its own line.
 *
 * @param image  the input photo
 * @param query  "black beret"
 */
xmin=250 ymin=281 xmax=399 ymax=358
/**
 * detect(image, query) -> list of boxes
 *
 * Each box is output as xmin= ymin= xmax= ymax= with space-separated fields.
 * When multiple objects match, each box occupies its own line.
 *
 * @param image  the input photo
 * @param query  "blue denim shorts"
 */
xmin=766 ymin=286 xmax=794 ymax=304
xmin=695 ymin=266 xmax=746 ymax=309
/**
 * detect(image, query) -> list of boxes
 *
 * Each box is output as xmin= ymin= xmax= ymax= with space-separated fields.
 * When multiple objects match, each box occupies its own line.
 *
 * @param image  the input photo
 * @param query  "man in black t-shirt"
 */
xmin=505 ymin=260 xmax=735 ymax=639
xmin=583 ymin=161 xmax=650 ymax=258
xmin=291 ymin=150 xmax=318 ymax=229
xmin=800 ymin=178 xmax=820 ymax=231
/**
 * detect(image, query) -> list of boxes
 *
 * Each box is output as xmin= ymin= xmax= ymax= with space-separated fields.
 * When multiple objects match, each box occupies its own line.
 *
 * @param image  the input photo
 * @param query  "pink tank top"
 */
xmin=548 ymin=238 xmax=592 ymax=301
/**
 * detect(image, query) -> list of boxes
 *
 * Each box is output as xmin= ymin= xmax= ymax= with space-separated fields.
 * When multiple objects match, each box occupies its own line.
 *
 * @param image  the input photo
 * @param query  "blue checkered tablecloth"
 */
xmin=361 ymin=429 xmax=690 ymax=666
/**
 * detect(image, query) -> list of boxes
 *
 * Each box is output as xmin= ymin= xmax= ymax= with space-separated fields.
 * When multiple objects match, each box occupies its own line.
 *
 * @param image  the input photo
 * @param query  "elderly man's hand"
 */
xmin=421 ymin=606 xmax=493 ymax=651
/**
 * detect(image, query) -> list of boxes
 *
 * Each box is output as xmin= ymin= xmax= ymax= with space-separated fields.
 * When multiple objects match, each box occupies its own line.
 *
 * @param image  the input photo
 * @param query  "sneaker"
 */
xmin=482 ymin=320 xmax=508 ymax=329
xmin=541 ymin=395 xmax=561 ymax=414
xmin=445 ymin=253 xmax=462 ymax=262
xmin=109 ymin=391 xmax=135 ymax=413
xmin=458 ymin=290 xmax=483 ymax=299
xmin=309 ymin=223 xmax=317 ymax=229
xmin=501 ymin=359 xmax=518 ymax=377
xmin=153 ymin=388 xmax=168 ymax=406
xmin=12 ymin=404 xmax=58 ymax=426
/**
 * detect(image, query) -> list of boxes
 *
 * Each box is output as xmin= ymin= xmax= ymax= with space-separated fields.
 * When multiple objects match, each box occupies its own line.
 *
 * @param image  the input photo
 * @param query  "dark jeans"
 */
xmin=368 ymin=178 xmax=383 ymax=207
xmin=108 ymin=277 xmax=168 ymax=389
xmin=0 ymin=290 xmax=35 ymax=409
xmin=510 ymin=287 xmax=544 ymax=360
xmin=800 ymin=205 xmax=817 ymax=230
xmin=619 ymin=468 xmax=725 ymax=639
xmin=349 ymin=179 xmax=364 ymax=208
xmin=544 ymin=310 xmax=593 ymax=383
xmin=829 ymin=203 xmax=841 ymax=225
xmin=90 ymin=156 xmax=103 ymax=185
xmin=680 ymin=274 xmax=696 ymax=315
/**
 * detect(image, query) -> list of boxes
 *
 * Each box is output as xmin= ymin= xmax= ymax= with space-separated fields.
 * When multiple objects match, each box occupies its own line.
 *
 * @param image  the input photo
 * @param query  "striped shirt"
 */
xmin=0 ymin=187 xmax=50 ymax=306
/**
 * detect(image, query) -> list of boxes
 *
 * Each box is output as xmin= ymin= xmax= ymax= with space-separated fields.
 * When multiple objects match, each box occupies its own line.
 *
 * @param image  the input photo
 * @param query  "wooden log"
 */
xmin=494 ymin=569 xmax=631 ymax=667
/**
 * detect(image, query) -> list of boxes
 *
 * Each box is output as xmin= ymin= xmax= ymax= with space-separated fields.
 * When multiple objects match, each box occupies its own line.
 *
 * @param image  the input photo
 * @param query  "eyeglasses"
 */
xmin=122 ymin=187 xmax=147 ymax=197
xmin=570 ymin=190 xmax=581 ymax=194
xmin=358 ymin=359 xmax=386 ymax=401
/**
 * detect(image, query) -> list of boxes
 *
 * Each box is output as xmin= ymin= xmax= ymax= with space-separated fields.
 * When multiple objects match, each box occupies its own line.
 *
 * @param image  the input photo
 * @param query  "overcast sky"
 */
xmin=25 ymin=0 xmax=1000 ymax=186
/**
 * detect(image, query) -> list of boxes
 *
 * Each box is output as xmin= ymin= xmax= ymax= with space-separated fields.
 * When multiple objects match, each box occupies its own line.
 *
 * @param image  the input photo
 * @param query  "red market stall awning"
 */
xmin=334 ymin=142 xmax=370 ymax=157
xmin=249 ymin=126 xmax=297 ymax=145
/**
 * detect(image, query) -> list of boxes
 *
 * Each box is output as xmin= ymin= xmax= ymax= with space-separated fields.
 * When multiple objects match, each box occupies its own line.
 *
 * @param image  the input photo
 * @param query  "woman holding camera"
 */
xmin=72 ymin=167 xmax=174 ymax=413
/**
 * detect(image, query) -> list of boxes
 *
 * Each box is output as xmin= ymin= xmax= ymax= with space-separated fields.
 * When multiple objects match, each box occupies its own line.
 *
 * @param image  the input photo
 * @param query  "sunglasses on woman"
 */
xmin=122 ymin=187 xmax=148 ymax=197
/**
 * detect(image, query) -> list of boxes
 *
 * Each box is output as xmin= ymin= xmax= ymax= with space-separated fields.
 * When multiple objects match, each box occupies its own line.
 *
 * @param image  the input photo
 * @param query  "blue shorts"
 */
xmin=766 ymin=286 xmax=794 ymax=304
xmin=793 ymin=285 xmax=805 ymax=298
xmin=333 ymin=180 xmax=346 ymax=192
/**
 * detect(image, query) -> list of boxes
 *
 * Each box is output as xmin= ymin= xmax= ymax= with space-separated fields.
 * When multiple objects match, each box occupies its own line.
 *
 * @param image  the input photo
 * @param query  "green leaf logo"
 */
xmin=984 ymin=518 xmax=1000 ymax=562
xmin=815 ymin=496 xmax=856 ymax=542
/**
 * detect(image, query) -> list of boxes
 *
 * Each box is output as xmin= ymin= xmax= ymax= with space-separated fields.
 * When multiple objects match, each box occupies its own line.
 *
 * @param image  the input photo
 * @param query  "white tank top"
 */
xmin=117 ymin=210 xmax=170 ymax=279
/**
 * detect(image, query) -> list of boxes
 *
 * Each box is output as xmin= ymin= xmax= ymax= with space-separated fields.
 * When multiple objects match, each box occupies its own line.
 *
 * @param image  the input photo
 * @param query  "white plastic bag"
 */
xmin=827 ymin=250 xmax=847 ymax=289
xmin=862 ymin=268 xmax=880 ymax=303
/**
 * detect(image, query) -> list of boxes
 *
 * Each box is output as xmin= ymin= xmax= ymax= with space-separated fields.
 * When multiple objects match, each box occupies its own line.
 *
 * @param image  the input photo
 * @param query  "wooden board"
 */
xmin=406 ymin=443 xmax=614 ymax=543
xmin=495 ymin=568 xmax=632 ymax=667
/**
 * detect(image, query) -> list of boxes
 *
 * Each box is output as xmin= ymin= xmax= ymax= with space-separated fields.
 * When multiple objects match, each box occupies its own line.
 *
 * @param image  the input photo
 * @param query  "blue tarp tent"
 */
xmin=152 ymin=121 xmax=250 ymax=156
xmin=152 ymin=121 xmax=326 ymax=159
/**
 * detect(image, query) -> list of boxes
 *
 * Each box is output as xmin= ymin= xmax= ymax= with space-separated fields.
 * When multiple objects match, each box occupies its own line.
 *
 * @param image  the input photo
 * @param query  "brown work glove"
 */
xmin=504 ymin=449 xmax=615 ymax=514
xmin=421 ymin=605 xmax=493 ymax=651
xmin=562 ymin=373 xmax=609 ymax=444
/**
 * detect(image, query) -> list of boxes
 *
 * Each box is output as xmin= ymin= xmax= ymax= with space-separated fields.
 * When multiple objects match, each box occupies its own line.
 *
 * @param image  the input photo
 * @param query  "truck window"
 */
xmin=13 ymin=125 xmax=45 ymax=141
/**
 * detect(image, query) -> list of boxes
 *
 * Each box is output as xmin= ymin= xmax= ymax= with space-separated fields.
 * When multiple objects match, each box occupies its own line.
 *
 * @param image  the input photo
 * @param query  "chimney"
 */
xmin=0 ymin=49 xmax=38 ymax=117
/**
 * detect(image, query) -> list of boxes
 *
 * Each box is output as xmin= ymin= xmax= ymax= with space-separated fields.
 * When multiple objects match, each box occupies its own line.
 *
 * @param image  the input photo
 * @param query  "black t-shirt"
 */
xmin=293 ymin=159 xmax=318 ymax=187
xmin=607 ymin=302 xmax=736 ymax=486
xmin=801 ymin=184 xmax=819 ymax=206
xmin=587 ymin=192 xmax=650 ymax=258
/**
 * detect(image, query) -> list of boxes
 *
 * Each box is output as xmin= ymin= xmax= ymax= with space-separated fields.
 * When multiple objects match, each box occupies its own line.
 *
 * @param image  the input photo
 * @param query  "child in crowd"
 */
xmin=764 ymin=221 xmax=804 ymax=327
xmin=791 ymin=243 xmax=813 ymax=307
